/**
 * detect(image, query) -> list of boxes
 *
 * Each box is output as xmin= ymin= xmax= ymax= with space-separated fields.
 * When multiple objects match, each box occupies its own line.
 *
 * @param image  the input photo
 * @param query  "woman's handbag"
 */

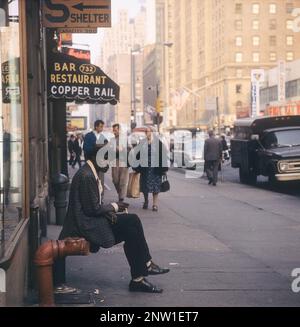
xmin=127 ymin=172 xmax=140 ymax=198
xmin=160 ymin=174 xmax=170 ymax=193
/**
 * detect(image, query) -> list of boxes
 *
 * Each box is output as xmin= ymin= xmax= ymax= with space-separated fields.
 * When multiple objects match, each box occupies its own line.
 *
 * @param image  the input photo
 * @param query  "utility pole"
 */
xmin=216 ymin=96 xmax=221 ymax=135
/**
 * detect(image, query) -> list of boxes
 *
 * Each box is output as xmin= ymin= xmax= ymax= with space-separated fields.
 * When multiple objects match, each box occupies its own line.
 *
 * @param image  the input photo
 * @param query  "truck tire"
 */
xmin=239 ymin=168 xmax=257 ymax=185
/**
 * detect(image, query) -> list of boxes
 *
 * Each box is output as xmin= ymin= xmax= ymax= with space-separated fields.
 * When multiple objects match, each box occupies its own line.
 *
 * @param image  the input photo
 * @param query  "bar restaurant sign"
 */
xmin=42 ymin=0 xmax=111 ymax=28
xmin=48 ymin=51 xmax=120 ymax=104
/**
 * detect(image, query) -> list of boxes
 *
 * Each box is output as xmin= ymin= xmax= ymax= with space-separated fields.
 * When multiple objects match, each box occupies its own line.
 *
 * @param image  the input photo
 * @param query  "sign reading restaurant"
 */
xmin=47 ymin=51 xmax=120 ymax=104
xmin=42 ymin=0 xmax=111 ymax=28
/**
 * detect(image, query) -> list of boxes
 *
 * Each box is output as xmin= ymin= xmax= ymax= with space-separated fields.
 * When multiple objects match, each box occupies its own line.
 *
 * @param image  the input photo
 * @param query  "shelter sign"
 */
xmin=42 ymin=0 xmax=111 ymax=28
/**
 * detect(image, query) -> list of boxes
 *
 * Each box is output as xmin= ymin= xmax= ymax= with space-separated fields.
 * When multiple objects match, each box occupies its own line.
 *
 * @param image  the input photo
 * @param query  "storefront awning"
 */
xmin=47 ymin=51 xmax=120 ymax=105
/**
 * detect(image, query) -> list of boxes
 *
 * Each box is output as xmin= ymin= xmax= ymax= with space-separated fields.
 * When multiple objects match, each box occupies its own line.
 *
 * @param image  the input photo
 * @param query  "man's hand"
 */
xmin=117 ymin=202 xmax=129 ymax=212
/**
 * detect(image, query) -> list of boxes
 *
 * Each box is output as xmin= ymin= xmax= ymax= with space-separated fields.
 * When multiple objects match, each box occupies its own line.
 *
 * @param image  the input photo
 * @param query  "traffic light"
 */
xmin=153 ymin=114 xmax=163 ymax=125
xmin=156 ymin=98 xmax=164 ymax=113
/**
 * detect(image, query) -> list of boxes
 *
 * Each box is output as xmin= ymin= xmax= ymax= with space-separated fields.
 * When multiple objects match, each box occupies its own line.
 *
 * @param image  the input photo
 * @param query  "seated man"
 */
xmin=54 ymin=147 xmax=169 ymax=293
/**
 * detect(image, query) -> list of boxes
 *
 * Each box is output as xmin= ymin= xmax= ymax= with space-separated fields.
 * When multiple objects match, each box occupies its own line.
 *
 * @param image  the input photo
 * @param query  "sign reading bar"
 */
xmin=42 ymin=0 xmax=111 ymax=28
xmin=47 ymin=51 xmax=120 ymax=104
xmin=1 ymin=58 xmax=20 ymax=104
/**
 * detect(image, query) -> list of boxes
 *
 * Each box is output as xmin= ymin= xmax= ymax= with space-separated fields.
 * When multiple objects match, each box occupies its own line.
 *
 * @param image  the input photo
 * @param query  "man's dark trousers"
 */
xmin=54 ymin=214 xmax=152 ymax=285
xmin=206 ymin=160 xmax=219 ymax=184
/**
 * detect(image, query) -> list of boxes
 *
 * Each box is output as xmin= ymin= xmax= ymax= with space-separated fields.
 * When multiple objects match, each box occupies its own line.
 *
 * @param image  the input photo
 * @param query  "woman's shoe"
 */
xmin=152 ymin=205 xmax=158 ymax=212
xmin=143 ymin=202 xmax=148 ymax=210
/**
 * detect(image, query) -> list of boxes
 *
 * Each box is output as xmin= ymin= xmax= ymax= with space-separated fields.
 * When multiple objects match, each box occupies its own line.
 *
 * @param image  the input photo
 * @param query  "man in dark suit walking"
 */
xmin=54 ymin=147 xmax=169 ymax=294
xmin=204 ymin=130 xmax=223 ymax=186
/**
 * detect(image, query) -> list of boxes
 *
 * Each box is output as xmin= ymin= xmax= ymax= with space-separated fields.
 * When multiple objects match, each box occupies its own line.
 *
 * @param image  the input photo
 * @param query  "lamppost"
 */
xmin=131 ymin=42 xmax=173 ymax=131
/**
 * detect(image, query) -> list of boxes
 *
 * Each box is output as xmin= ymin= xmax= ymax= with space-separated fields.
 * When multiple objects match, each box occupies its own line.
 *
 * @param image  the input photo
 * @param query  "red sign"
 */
xmin=61 ymin=47 xmax=91 ymax=63
xmin=266 ymin=102 xmax=300 ymax=116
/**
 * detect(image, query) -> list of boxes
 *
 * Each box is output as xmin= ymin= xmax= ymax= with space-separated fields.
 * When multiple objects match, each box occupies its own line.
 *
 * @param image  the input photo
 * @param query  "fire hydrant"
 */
xmin=34 ymin=238 xmax=90 ymax=307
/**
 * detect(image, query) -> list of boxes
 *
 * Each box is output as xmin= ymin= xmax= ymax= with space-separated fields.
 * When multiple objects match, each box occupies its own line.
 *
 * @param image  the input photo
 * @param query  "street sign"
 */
xmin=205 ymin=97 xmax=217 ymax=111
xmin=278 ymin=60 xmax=286 ymax=103
xmin=57 ymin=27 xmax=97 ymax=34
xmin=251 ymin=69 xmax=265 ymax=117
xmin=42 ymin=0 xmax=111 ymax=28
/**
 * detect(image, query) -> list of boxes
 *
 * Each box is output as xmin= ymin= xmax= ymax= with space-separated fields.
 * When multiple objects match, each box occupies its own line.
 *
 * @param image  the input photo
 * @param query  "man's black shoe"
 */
xmin=129 ymin=278 xmax=163 ymax=293
xmin=208 ymin=179 xmax=213 ymax=185
xmin=147 ymin=262 xmax=170 ymax=275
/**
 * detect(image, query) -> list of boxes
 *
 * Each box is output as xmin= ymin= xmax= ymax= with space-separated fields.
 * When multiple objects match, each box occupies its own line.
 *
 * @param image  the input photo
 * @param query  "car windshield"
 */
xmin=263 ymin=129 xmax=300 ymax=149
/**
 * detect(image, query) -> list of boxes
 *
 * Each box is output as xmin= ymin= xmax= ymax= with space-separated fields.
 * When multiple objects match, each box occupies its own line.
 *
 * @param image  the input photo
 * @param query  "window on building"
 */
xmin=270 ymin=19 xmax=277 ymax=30
xmin=253 ymin=52 xmax=260 ymax=62
xmin=236 ymin=36 xmax=243 ymax=47
xmin=235 ymin=20 xmax=243 ymax=31
xmin=269 ymin=4 xmax=277 ymax=14
xmin=235 ymin=3 xmax=243 ymax=14
xmin=236 ymin=53 xmax=243 ymax=63
xmin=270 ymin=52 xmax=277 ymax=61
xmin=286 ymin=20 xmax=294 ymax=30
xmin=252 ymin=20 xmax=259 ymax=30
xmin=286 ymin=80 xmax=299 ymax=98
xmin=286 ymin=3 xmax=294 ymax=14
xmin=287 ymin=52 xmax=294 ymax=61
xmin=236 ymin=84 xmax=242 ymax=94
xmin=252 ymin=36 xmax=260 ymax=46
xmin=0 ymin=0 xmax=24 ymax=257
xmin=286 ymin=36 xmax=294 ymax=46
xmin=269 ymin=35 xmax=277 ymax=46
xmin=236 ymin=69 xmax=243 ymax=78
xmin=252 ymin=3 xmax=260 ymax=14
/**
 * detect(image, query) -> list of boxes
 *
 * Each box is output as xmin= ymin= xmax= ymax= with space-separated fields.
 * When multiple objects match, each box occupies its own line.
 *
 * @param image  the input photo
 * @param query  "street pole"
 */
xmin=156 ymin=83 xmax=160 ymax=133
xmin=216 ymin=96 xmax=221 ymax=135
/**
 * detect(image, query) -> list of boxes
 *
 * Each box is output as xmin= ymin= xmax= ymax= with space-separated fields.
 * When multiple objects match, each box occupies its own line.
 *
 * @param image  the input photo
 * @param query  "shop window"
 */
xmin=0 ymin=0 xmax=23 ymax=257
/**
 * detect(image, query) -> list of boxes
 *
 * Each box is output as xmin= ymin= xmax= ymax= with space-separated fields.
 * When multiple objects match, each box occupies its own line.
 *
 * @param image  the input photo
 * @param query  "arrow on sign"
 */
xmin=73 ymin=3 xmax=110 ymax=11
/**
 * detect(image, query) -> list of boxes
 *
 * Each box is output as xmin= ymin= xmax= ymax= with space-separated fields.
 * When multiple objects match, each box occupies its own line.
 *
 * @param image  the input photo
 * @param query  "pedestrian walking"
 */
xmin=110 ymin=123 xmax=130 ymax=202
xmin=72 ymin=136 xmax=82 ymax=168
xmin=204 ymin=130 xmax=223 ymax=186
xmin=83 ymin=120 xmax=107 ymax=201
xmin=133 ymin=127 xmax=168 ymax=212
xmin=54 ymin=146 xmax=169 ymax=294
xmin=67 ymin=134 xmax=76 ymax=167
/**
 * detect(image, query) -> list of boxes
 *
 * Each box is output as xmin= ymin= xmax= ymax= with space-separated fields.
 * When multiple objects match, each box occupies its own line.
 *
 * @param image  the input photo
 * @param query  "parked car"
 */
xmin=231 ymin=115 xmax=300 ymax=184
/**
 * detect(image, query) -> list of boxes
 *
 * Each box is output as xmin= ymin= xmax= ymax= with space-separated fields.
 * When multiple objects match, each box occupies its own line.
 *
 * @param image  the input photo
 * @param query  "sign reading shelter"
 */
xmin=47 ymin=51 xmax=120 ymax=104
xmin=42 ymin=0 xmax=111 ymax=28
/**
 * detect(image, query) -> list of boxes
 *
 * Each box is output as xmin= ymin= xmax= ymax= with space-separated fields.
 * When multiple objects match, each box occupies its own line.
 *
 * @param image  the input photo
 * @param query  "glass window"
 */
xmin=235 ymin=3 xmax=243 ymax=14
xmin=253 ymin=52 xmax=260 ymax=62
xmin=270 ymin=35 xmax=277 ymax=46
xmin=236 ymin=36 xmax=242 ymax=46
xmin=236 ymin=69 xmax=243 ymax=78
xmin=269 ymin=4 xmax=277 ymax=14
xmin=235 ymin=20 xmax=243 ymax=31
xmin=0 ymin=0 xmax=23 ymax=256
xmin=253 ymin=36 xmax=260 ymax=46
xmin=270 ymin=19 xmax=277 ymax=30
xmin=252 ymin=4 xmax=260 ymax=14
xmin=287 ymin=36 xmax=294 ymax=46
xmin=270 ymin=52 xmax=277 ymax=61
xmin=286 ymin=3 xmax=294 ymax=14
xmin=287 ymin=51 xmax=294 ymax=61
xmin=235 ymin=53 xmax=243 ymax=63
xmin=252 ymin=20 xmax=259 ymax=30
xmin=287 ymin=20 xmax=294 ymax=30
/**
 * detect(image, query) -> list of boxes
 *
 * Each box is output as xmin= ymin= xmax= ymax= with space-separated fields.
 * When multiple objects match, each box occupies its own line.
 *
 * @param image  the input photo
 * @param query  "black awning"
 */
xmin=47 ymin=51 xmax=120 ymax=105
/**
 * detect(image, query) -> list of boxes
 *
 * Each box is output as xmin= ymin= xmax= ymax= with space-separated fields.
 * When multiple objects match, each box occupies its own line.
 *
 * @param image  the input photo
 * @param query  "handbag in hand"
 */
xmin=160 ymin=174 xmax=170 ymax=193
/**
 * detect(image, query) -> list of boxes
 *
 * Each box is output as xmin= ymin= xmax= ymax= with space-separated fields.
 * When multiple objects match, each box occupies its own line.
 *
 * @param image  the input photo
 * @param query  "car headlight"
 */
xmin=279 ymin=162 xmax=289 ymax=172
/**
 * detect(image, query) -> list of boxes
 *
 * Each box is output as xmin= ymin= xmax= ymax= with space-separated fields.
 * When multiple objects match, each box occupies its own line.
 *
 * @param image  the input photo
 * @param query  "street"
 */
xmin=49 ymin=166 xmax=300 ymax=307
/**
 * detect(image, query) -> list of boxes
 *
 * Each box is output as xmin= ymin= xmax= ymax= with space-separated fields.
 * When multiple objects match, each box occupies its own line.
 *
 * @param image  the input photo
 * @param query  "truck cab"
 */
xmin=231 ymin=116 xmax=300 ymax=184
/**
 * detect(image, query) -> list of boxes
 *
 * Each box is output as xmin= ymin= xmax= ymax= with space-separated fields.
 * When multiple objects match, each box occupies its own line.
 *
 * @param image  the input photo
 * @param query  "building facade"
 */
xmin=0 ymin=0 xmax=49 ymax=306
xmin=163 ymin=0 xmax=300 ymax=130
xmin=260 ymin=59 xmax=300 ymax=116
